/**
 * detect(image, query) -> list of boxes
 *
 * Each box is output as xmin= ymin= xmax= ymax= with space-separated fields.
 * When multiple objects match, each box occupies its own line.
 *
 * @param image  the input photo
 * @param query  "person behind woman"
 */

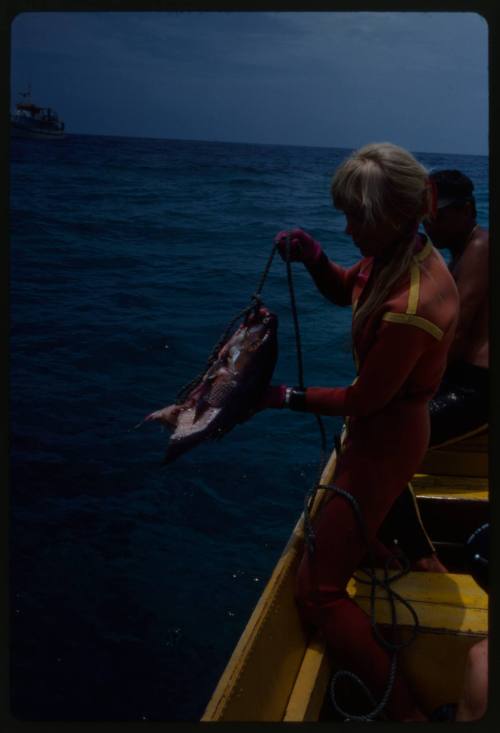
xmin=423 ymin=169 xmax=489 ymax=443
xmin=378 ymin=169 xmax=489 ymax=573
xmin=261 ymin=143 xmax=459 ymax=720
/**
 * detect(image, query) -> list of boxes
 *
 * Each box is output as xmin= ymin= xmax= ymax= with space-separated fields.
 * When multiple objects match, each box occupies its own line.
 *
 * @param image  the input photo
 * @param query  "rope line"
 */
xmin=175 ymin=243 xmax=278 ymax=405
xmin=284 ymin=237 xmax=305 ymax=390
xmin=282 ymin=236 xmax=329 ymax=553
xmin=330 ymin=654 xmax=397 ymax=723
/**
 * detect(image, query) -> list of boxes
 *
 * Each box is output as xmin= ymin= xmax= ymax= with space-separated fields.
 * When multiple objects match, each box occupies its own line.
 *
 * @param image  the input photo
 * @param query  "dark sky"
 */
xmin=11 ymin=11 xmax=488 ymax=155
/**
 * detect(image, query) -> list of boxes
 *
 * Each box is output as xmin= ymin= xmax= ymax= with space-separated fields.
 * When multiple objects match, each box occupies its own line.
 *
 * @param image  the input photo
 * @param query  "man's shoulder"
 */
xmin=452 ymin=226 xmax=489 ymax=286
xmin=463 ymin=227 xmax=489 ymax=263
xmin=466 ymin=226 xmax=490 ymax=253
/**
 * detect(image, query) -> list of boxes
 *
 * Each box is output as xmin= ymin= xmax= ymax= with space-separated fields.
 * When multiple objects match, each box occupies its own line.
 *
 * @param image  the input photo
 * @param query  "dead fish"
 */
xmin=150 ymin=306 xmax=278 ymax=464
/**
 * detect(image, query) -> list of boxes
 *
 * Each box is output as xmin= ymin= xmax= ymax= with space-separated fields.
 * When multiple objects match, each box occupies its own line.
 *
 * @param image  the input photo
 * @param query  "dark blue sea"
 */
xmin=9 ymin=135 xmax=489 ymax=721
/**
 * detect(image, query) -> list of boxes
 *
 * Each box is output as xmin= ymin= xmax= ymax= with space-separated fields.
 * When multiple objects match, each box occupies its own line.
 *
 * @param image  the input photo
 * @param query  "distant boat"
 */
xmin=10 ymin=87 xmax=65 ymax=139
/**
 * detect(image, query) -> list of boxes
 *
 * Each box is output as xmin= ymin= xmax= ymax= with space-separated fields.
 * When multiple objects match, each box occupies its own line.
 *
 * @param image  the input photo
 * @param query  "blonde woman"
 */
xmin=261 ymin=143 xmax=459 ymax=721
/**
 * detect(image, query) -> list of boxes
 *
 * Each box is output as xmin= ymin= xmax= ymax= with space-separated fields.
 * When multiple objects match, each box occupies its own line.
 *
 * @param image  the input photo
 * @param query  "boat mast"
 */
xmin=18 ymin=83 xmax=32 ymax=105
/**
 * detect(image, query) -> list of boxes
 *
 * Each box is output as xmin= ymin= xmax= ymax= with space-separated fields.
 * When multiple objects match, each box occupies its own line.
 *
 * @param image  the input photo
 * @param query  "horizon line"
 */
xmin=60 ymin=131 xmax=489 ymax=159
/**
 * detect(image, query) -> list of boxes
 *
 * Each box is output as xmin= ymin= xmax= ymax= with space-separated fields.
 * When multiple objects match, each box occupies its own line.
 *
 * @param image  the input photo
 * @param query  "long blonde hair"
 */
xmin=331 ymin=143 xmax=432 ymax=341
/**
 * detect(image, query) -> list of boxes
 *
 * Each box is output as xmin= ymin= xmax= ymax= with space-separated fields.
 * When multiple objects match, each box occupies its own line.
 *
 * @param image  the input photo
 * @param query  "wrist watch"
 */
xmin=284 ymin=387 xmax=307 ymax=411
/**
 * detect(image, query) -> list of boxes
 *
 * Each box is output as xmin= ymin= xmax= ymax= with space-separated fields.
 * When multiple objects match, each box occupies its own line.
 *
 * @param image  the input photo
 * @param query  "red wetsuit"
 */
xmin=295 ymin=235 xmax=458 ymax=719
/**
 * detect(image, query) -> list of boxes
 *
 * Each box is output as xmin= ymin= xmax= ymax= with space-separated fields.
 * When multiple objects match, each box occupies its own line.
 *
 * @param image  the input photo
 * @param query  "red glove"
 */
xmin=274 ymin=228 xmax=323 ymax=265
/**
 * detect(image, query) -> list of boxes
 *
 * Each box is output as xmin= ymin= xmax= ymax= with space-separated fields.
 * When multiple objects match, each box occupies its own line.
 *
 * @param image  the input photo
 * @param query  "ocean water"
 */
xmin=9 ymin=135 xmax=489 ymax=721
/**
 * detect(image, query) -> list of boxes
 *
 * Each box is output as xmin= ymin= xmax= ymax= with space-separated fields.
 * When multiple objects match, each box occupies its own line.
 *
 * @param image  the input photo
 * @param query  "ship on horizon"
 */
xmin=11 ymin=86 xmax=65 ymax=139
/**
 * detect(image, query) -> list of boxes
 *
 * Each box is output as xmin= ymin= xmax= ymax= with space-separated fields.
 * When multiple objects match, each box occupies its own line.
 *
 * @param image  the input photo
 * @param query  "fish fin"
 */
xmin=193 ymin=398 xmax=210 ymax=423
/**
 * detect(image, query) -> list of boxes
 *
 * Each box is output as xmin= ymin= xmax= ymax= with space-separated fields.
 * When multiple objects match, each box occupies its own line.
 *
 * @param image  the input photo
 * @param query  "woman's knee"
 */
xmin=295 ymin=554 xmax=346 ymax=625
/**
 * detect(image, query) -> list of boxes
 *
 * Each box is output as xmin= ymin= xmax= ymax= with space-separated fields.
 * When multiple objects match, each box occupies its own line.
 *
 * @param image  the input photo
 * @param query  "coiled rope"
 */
xmin=316 ymin=482 xmax=421 ymax=721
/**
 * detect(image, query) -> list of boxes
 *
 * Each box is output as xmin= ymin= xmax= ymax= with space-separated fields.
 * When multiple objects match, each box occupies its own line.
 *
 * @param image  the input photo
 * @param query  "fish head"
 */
xmin=245 ymin=305 xmax=276 ymax=327
xmin=243 ymin=306 xmax=277 ymax=343
xmin=230 ymin=307 xmax=277 ymax=365
xmin=217 ymin=309 xmax=276 ymax=388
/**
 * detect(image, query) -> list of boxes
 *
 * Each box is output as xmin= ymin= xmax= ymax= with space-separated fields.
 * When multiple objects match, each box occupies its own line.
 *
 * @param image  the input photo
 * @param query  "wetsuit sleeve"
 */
xmin=303 ymin=320 xmax=437 ymax=417
xmin=305 ymin=252 xmax=363 ymax=306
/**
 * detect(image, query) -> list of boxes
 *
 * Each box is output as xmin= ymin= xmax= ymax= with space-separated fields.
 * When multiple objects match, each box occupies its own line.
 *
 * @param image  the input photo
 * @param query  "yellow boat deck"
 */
xmin=286 ymin=569 xmax=488 ymax=721
xmin=202 ymin=427 xmax=488 ymax=721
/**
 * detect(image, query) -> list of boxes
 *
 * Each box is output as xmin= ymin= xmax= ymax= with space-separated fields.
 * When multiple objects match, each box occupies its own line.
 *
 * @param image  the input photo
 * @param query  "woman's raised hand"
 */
xmin=274 ymin=228 xmax=323 ymax=265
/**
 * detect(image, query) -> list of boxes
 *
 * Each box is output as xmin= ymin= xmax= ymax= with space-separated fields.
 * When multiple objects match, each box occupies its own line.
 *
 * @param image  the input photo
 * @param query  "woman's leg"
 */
xmin=296 ymin=488 xmax=425 ymax=721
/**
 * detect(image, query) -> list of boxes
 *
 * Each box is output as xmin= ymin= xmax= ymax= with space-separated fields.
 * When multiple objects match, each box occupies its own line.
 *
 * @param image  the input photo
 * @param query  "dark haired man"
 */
xmin=379 ymin=170 xmax=488 ymax=572
xmin=423 ymin=169 xmax=488 ymax=444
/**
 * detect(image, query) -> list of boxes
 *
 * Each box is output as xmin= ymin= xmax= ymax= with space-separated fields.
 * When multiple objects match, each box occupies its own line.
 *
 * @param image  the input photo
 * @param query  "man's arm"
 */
xmin=449 ymin=234 xmax=488 ymax=363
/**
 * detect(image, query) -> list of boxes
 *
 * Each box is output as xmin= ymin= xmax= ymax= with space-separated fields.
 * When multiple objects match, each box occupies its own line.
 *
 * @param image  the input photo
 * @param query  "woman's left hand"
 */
xmin=274 ymin=228 xmax=323 ymax=265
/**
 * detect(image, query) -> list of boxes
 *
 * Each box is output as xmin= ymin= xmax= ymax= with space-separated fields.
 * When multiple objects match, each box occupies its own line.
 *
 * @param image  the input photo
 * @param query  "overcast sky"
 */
xmin=10 ymin=11 xmax=488 ymax=155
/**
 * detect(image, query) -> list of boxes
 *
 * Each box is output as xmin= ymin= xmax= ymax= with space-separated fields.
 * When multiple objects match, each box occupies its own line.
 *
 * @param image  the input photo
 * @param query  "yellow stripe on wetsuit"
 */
xmin=382 ymin=240 xmax=443 ymax=341
xmin=408 ymin=239 xmax=432 ymax=315
xmin=382 ymin=312 xmax=443 ymax=341
xmin=407 ymin=262 xmax=420 ymax=315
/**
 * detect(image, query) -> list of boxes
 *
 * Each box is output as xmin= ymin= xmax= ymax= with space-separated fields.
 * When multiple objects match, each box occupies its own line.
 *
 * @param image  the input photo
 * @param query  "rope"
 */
xmin=330 ymin=653 xmax=397 ymax=723
xmin=310 ymin=481 xmax=420 ymax=722
xmin=282 ymin=235 xmax=329 ymax=553
xmin=174 ymin=243 xmax=278 ymax=405
xmin=284 ymin=238 xmax=305 ymax=390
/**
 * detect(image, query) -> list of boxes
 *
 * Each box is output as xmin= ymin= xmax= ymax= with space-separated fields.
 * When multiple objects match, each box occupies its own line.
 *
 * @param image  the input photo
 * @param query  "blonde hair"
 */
xmin=331 ymin=143 xmax=433 ymax=340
